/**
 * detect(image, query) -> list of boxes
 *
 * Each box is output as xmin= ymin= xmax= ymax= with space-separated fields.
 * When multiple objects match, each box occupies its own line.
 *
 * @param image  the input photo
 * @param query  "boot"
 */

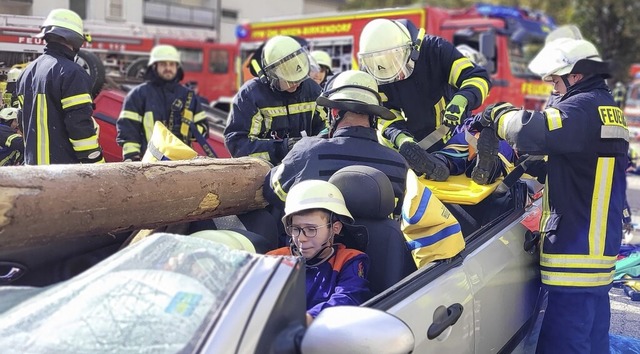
xmin=399 ymin=141 xmax=450 ymax=181
xmin=471 ymin=127 xmax=501 ymax=185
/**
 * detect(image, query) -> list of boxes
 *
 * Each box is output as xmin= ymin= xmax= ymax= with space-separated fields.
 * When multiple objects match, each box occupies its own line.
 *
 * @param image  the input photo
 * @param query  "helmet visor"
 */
xmin=264 ymin=47 xmax=310 ymax=91
xmin=358 ymin=45 xmax=412 ymax=84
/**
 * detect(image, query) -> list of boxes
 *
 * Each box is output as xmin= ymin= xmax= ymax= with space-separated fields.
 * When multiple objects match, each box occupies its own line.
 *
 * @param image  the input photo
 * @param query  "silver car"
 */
xmin=0 ymin=182 xmax=543 ymax=353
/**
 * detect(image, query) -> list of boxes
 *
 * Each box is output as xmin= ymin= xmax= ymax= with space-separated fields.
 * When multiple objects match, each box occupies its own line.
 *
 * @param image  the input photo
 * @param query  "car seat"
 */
xmin=329 ymin=165 xmax=417 ymax=295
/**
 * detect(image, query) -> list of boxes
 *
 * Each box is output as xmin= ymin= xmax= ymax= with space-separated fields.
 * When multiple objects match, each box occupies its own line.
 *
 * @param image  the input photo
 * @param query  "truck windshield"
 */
xmin=508 ymin=38 xmax=544 ymax=79
xmin=0 ymin=234 xmax=253 ymax=353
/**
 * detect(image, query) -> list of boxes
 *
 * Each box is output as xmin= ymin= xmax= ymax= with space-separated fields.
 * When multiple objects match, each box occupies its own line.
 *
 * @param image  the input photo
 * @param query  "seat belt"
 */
xmin=181 ymin=91 xmax=218 ymax=158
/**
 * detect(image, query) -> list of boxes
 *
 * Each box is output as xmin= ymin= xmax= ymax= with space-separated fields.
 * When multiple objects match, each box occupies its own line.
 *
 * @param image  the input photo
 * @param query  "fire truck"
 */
xmin=0 ymin=13 xmax=235 ymax=161
xmin=236 ymin=3 xmax=555 ymax=111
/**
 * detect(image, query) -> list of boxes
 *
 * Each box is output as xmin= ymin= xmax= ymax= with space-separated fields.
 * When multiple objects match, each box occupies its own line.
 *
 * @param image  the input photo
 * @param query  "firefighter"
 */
xmin=0 ymin=107 xmax=23 ymax=166
xmin=612 ymin=81 xmax=626 ymax=108
xmin=116 ymin=45 xmax=208 ymax=161
xmin=357 ymin=18 xmax=491 ymax=181
xmin=309 ymin=50 xmax=333 ymax=88
xmin=264 ymin=70 xmax=408 ymax=220
xmin=267 ymin=179 xmax=371 ymax=325
xmin=2 ymin=66 xmax=23 ymax=109
xmin=224 ymin=35 xmax=328 ymax=165
xmin=16 ymin=9 xmax=104 ymax=165
xmin=480 ymin=37 xmax=627 ymax=353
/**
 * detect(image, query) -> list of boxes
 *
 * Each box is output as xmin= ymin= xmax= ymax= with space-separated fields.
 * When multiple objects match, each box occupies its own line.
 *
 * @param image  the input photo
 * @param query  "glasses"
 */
xmin=286 ymin=223 xmax=332 ymax=238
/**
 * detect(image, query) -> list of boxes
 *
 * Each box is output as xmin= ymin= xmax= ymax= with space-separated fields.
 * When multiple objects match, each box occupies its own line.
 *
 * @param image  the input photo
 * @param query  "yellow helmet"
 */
xmin=282 ymin=180 xmax=353 ymax=226
xmin=262 ymin=36 xmax=310 ymax=91
xmin=148 ymin=45 xmax=181 ymax=66
xmin=310 ymin=50 xmax=333 ymax=74
xmin=37 ymin=9 xmax=86 ymax=50
xmin=358 ymin=19 xmax=414 ymax=84
xmin=7 ymin=67 xmax=23 ymax=83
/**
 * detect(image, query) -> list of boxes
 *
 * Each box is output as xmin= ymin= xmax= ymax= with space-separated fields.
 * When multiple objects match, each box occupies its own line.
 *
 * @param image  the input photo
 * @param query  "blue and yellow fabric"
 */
xmin=401 ymin=170 xmax=465 ymax=268
xmin=142 ymin=121 xmax=198 ymax=162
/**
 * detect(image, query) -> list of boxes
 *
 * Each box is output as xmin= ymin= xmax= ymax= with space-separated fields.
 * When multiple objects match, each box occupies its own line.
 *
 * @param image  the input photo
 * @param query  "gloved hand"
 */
xmin=481 ymin=102 xmax=518 ymax=127
xmin=398 ymin=141 xmax=450 ymax=181
xmin=623 ymin=223 xmax=633 ymax=235
xmin=443 ymin=95 xmax=468 ymax=140
xmin=286 ymin=137 xmax=301 ymax=152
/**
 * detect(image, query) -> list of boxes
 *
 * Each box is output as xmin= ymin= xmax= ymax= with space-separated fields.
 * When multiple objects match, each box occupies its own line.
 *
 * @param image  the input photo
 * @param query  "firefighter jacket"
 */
xmin=267 ymin=243 xmax=370 ymax=318
xmin=378 ymin=35 xmax=491 ymax=151
xmin=16 ymin=42 xmax=103 ymax=165
xmin=264 ymin=126 xmax=408 ymax=214
xmin=116 ymin=69 xmax=208 ymax=159
xmin=0 ymin=124 xmax=23 ymax=166
xmin=224 ymin=77 xmax=328 ymax=165
xmin=497 ymin=76 xmax=628 ymax=293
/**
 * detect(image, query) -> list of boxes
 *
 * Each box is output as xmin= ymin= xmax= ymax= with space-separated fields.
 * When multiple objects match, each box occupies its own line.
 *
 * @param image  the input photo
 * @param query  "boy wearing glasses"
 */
xmin=267 ymin=179 xmax=371 ymax=325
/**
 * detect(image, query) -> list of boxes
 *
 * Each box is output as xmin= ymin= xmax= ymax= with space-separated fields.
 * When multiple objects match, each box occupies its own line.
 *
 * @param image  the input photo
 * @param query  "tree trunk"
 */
xmin=0 ymin=157 xmax=272 ymax=251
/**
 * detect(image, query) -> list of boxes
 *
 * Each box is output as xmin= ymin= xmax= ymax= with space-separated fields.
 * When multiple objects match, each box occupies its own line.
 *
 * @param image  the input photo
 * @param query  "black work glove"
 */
xmin=398 ymin=141 xmax=450 ymax=181
xmin=480 ymin=102 xmax=518 ymax=128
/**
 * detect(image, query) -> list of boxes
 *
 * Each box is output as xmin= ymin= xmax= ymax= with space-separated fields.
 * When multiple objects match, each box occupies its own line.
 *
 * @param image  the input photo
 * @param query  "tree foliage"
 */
xmin=341 ymin=0 xmax=639 ymax=82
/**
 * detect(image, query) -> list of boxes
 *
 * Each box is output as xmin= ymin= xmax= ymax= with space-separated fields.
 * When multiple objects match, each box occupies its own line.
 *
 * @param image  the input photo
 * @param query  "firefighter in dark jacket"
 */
xmin=117 ymin=45 xmax=208 ymax=161
xmin=357 ymin=19 xmax=491 ymax=182
xmin=0 ymin=108 xmax=23 ymax=166
xmin=264 ymin=70 xmax=408 ymax=216
xmin=224 ymin=35 xmax=328 ymax=165
xmin=16 ymin=9 xmax=104 ymax=165
xmin=481 ymin=37 xmax=628 ymax=354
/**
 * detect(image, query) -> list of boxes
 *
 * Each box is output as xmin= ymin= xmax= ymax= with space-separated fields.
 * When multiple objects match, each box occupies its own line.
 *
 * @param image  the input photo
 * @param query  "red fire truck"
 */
xmin=236 ymin=3 xmax=555 ymax=110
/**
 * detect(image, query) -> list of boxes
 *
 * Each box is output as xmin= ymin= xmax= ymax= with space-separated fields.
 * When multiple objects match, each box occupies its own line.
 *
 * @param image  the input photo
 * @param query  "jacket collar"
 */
xmin=331 ymin=126 xmax=378 ymax=141
xmin=44 ymin=42 xmax=76 ymax=60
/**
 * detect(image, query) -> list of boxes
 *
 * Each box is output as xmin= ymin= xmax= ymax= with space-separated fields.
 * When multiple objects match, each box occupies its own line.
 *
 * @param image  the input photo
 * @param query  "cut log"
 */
xmin=0 ymin=157 xmax=272 ymax=251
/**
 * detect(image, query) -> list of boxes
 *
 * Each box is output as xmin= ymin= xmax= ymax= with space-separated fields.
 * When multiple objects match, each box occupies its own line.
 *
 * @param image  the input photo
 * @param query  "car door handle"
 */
xmin=0 ymin=262 xmax=27 ymax=284
xmin=427 ymin=303 xmax=464 ymax=339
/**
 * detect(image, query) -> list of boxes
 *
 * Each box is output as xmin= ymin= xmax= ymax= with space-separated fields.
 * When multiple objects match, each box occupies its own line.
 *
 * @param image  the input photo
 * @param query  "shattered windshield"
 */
xmin=0 ymin=234 xmax=253 ymax=354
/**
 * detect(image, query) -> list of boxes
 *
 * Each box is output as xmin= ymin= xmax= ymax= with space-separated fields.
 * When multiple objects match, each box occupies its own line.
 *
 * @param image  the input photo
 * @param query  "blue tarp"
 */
xmin=611 ymin=334 xmax=640 ymax=353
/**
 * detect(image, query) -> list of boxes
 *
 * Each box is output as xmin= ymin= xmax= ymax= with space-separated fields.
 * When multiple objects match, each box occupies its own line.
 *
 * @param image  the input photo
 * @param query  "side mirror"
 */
xmin=300 ymin=306 xmax=414 ymax=354
xmin=479 ymin=29 xmax=496 ymax=72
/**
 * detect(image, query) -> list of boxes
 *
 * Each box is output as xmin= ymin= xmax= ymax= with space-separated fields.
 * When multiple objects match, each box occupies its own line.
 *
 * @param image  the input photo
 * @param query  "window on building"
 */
xmin=209 ymin=49 xmax=229 ymax=74
xmin=69 ymin=0 xmax=87 ymax=19
xmin=107 ymin=0 xmax=125 ymax=20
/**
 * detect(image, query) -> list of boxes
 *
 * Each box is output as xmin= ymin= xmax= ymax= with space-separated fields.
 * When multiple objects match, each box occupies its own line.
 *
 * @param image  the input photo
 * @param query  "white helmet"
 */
xmin=545 ymin=24 xmax=583 ymax=43
xmin=7 ymin=67 xmax=23 ymax=83
xmin=528 ymin=38 xmax=607 ymax=82
xmin=358 ymin=19 xmax=415 ymax=84
xmin=262 ymin=36 xmax=310 ymax=91
xmin=148 ymin=45 xmax=181 ymax=66
xmin=282 ymin=180 xmax=353 ymax=226
xmin=456 ymin=44 xmax=488 ymax=68
xmin=0 ymin=107 xmax=18 ymax=121
xmin=36 ymin=9 xmax=86 ymax=50
xmin=316 ymin=70 xmax=394 ymax=120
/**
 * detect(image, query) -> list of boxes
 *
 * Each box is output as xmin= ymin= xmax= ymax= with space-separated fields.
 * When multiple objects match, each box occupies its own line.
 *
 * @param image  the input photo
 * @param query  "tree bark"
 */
xmin=0 ymin=157 xmax=272 ymax=251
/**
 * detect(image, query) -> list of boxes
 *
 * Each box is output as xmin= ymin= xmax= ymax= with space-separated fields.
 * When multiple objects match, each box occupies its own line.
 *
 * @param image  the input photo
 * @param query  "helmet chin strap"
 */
xmin=290 ymin=231 xmax=336 ymax=267
xmin=561 ymin=74 xmax=572 ymax=90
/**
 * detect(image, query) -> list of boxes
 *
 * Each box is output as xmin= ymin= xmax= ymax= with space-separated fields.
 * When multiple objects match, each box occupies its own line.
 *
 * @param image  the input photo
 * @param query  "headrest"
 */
xmin=329 ymin=165 xmax=395 ymax=219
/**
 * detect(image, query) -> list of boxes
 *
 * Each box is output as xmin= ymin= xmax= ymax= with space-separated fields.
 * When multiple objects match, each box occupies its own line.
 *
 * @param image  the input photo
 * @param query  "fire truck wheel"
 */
xmin=77 ymin=50 xmax=106 ymax=97
xmin=125 ymin=58 xmax=148 ymax=80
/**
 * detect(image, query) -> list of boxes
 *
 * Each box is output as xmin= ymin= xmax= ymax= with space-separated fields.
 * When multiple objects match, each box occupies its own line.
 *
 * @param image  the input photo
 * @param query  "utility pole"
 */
xmin=216 ymin=0 xmax=222 ymax=41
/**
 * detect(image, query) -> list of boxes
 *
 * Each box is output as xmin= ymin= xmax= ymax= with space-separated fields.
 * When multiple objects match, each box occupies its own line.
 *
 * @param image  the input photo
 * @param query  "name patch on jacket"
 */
xmin=598 ymin=105 xmax=628 ymax=140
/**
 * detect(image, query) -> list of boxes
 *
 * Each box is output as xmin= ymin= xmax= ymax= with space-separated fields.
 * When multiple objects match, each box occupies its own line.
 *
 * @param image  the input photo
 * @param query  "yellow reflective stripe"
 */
xmin=123 ymin=142 xmax=141 ymax=155
xmin=288 ymin=102 xmax=316 ymax=114
xmin=249 ymin=151 xmax=270 ymax=161
xmin=61 ymin=93 xmax=92 ymax=110
xmin=448 ymin=57 xmax=473 ymax=87
xmin=143 ymin=112 xmax=154 ymax=142
xmin=589 ymin=157 xmax=614 ymax=255
xmin=120 ymin=110 xmax=142 ymax=122
xmin=434 ymin=97 xmax=446 ymax=127
xmin=460 ymin=77 xmax=490 ymax=101
xmin=541 ymin=270 xmax=614 ymax=287
xmin=544 ymin=108 xmax=562 ymax=131
xmin=270 ymin=164 xmax=288 ymax=202
xmin=377 ymin=109 xmax=405 ymax=148
xmin=193 ymin=110 xmax=206 ymax=122
xmin=36 ymin=93 xmax=50 ymax=165
xmin=496 ymin=110 xmax=518 ymax=140
xmin=69 ymin=135 xmax=100 ymax=152
xmin=6 ymin=134 xmax=20 ymax=146
xmin=315 ymin=105 xmax=329 ymax=127
xmin=541 ymin=253 xmax=617 ymax=268
xmin=0 ymin=151 xmax=19 ymax=166
xmin=18 ymin=95 xmax=24 ymax=106
xmin=249 ymin=111 xmax=265 ymax=138
xmin=539 ymin=182 xmax=551 ymax=247
xmin=258 ymin=103 xmax=317 ymax=119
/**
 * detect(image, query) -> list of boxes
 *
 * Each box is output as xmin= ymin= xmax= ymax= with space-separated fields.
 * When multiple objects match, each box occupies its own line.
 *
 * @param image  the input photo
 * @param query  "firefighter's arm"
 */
xmin=441 ymin=38 xmax=491 ymax=110
xmin=190 ymin=96 xmax=209 ymax=139
xmin=4 ymin=132 xmax=24 ymax=154
xmin=377 ymin=108 xmax=412 ymax=149
xmin=61 ymin=70 xmax=104 ymax=164
xmin=116 ymin=88 xmax=145 ymax=161
xmin=224 ymin=90 xmax=287 ymax=163
xmin=311 ymin=103 xmax=329 ymax=135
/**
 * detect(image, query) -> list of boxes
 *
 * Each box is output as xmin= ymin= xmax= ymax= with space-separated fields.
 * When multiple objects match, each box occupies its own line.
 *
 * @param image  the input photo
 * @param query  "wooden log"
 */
xmin=0 ymin=157 xmax=272 ymax=250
